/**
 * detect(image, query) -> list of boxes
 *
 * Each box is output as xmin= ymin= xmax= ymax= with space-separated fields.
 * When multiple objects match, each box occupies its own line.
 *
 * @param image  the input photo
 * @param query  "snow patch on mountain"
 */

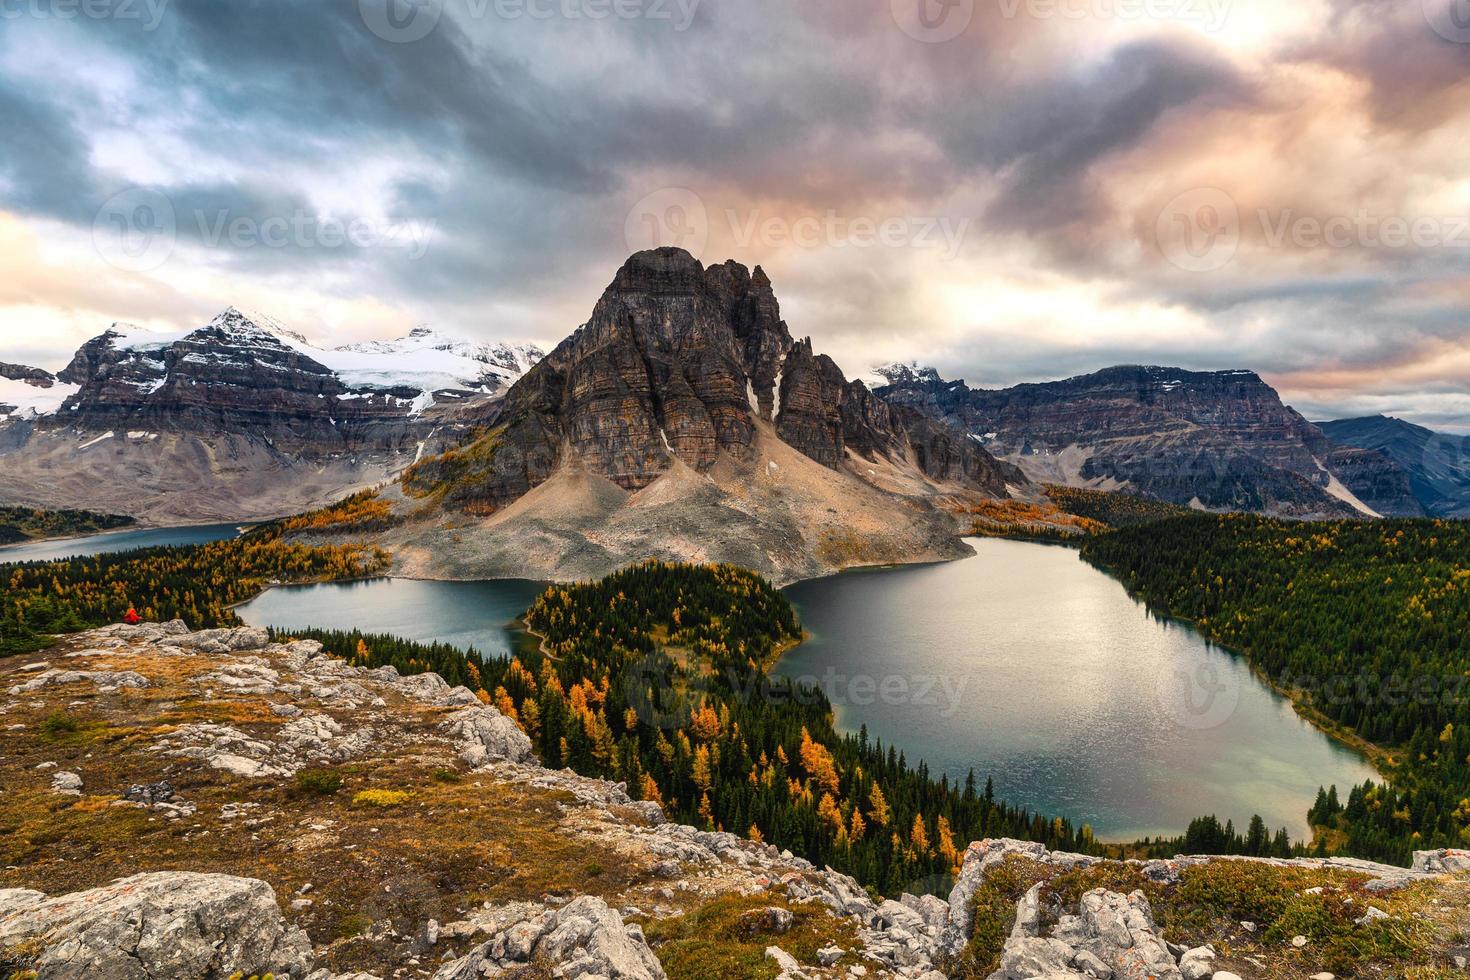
xmin=77 ymin=310 xmax=543 ymax=403
xmin=0 ymin=377 xmax=80 ymax=420
xmin=312 ymin=327 xmax=543 ymax=394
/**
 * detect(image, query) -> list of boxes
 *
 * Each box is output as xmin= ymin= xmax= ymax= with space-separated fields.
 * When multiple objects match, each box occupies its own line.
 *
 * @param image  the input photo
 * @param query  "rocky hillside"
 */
xmin=1 ymin=622 xmax=1465 ymax=979
xmin=1320 ymin=415 xmax=1470 ymax=518
xmin=0 ymin=311 xmax=542 ymax=523
xmin=369 ymin=249 xmax=1023 ymax=584
xmin=876 ymin=365 xmax=1422 ymax=519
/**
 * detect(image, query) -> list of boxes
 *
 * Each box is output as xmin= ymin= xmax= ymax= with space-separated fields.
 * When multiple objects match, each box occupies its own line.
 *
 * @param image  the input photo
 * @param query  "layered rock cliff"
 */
xmin=415 ymin=249 xmax=1019 ymax=512
xmin=384 ymin=249 xmax=1023 ymax=583
xmin=877 ymin=364 xmax=1422 ymax=518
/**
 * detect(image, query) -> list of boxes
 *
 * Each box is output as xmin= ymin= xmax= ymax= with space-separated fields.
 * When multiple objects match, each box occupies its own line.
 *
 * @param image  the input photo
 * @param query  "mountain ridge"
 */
xmin=876 ymin=363 xmax=1424 ymax=519
xmin=1319 ymin=414 xmax=1470 ymax=518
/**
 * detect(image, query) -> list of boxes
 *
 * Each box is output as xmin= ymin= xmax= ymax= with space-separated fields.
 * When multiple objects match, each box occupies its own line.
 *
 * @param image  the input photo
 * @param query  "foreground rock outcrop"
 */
xmin=2 ymin=624 xmax=1466 ymax=979
xmin=0 ymin=622 xmax=948 ymax=978
xmin=0 ymin=872 xmax=313 ymax=979
xmin=432 ymin=896 xmax=666 ymax=979
xmin=941 ymin=839 xmax=1467 ymax=980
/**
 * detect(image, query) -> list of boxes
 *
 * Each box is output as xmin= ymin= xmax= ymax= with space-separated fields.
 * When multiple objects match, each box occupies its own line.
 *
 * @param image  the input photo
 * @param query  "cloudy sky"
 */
xmin=2 ymin=0 xmax=1469 ymax=429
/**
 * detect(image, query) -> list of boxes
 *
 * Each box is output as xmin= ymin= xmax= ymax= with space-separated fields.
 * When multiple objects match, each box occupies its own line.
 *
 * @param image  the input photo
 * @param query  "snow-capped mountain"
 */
xmin=53 ymin=308 xmax=543 ymax=412
xmin=0 ymin=309 xmax=545 ymax=522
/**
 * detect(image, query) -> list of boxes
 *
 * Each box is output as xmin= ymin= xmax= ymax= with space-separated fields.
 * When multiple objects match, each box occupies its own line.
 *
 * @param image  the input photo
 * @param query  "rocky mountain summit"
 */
xmin=2 ymin=622 xmax=1467 ymax=979
xmin=876 ymin=365 xmax=1422 ymax=518
xmin=0 ymin=311 xmax=543 ymax=523
xmin=420 ymin=249 xmax=1017 ymax=508
xmin=368 ymin=249 xmax=1022 ymax=584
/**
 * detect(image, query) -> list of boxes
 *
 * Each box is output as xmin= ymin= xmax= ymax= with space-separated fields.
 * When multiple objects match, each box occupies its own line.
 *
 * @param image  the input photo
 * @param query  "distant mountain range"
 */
xmin=0 ymin=253 xmax=1458 ymax=569
xmin=1319 ymin=415 xmax=1470 ymax=518
xmin=875 ymin=363 xmax=1424 ymax=519
xmin=0 ymin=309 xmax=542 ymax=523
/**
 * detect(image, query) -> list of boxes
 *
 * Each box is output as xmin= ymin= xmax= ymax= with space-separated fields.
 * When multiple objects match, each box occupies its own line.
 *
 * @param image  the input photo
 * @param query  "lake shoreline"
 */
xmin=0 ymin=521 xmax=258 ymax=564
xmin=775 ymin=537 xmax=1377 ymax=843
xmin=1070 ymin=547 xmax=1391 ymax=778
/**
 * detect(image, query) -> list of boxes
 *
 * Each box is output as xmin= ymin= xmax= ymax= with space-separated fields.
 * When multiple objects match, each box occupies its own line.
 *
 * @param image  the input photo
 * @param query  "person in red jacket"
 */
xmin=123 ymin=607 xmax=142 ymax=625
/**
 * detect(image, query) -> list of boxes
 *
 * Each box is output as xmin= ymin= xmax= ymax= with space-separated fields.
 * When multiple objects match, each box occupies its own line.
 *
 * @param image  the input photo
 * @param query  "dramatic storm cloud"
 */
xmin=1 ymin=0 xmax=1468 ymax=428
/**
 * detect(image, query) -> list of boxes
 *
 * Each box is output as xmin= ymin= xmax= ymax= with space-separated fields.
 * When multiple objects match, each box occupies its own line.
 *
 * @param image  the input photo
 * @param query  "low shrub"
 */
xmin=352 ymin=789 xmax=412 ymax=808
xmin=294 ymin=770 xmax=342 ymax=796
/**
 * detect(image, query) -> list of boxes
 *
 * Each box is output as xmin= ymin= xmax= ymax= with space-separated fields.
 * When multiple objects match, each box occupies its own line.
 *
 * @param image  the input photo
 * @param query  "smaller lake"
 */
xmin=238 ymin=578 xmax=547 ymax=661
xmin=0 ymin=522 xmax=248 ymax=564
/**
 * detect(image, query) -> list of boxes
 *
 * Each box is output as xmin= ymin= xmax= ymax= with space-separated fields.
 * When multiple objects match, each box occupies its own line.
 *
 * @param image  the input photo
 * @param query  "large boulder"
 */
xmin=1078 ymin=889 xmax=1182 ymax=980
xmin=7 ymin=668 xmax=150 ymax=695
xmin=174 ymin=625 xmax=272 ymax=653
xmin=1413 ymin=849 xmax=1470 ymax=875
xmin=433 ymin=896 xmax=665 ymax=980
xmin=0 ymin=872 xmax=312 ymax=979
xmin=441 ymin=705 xmax=536 ymax=767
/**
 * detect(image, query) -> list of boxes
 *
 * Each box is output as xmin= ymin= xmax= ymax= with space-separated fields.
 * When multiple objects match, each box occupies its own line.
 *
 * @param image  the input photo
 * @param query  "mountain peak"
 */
xmin=874 ymin=362 xmax=943 ymax=386
xmin=202 ymin=307 xmax=310 ymax=347
xmin=609 ymin=247 xmax=708 ymax=295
